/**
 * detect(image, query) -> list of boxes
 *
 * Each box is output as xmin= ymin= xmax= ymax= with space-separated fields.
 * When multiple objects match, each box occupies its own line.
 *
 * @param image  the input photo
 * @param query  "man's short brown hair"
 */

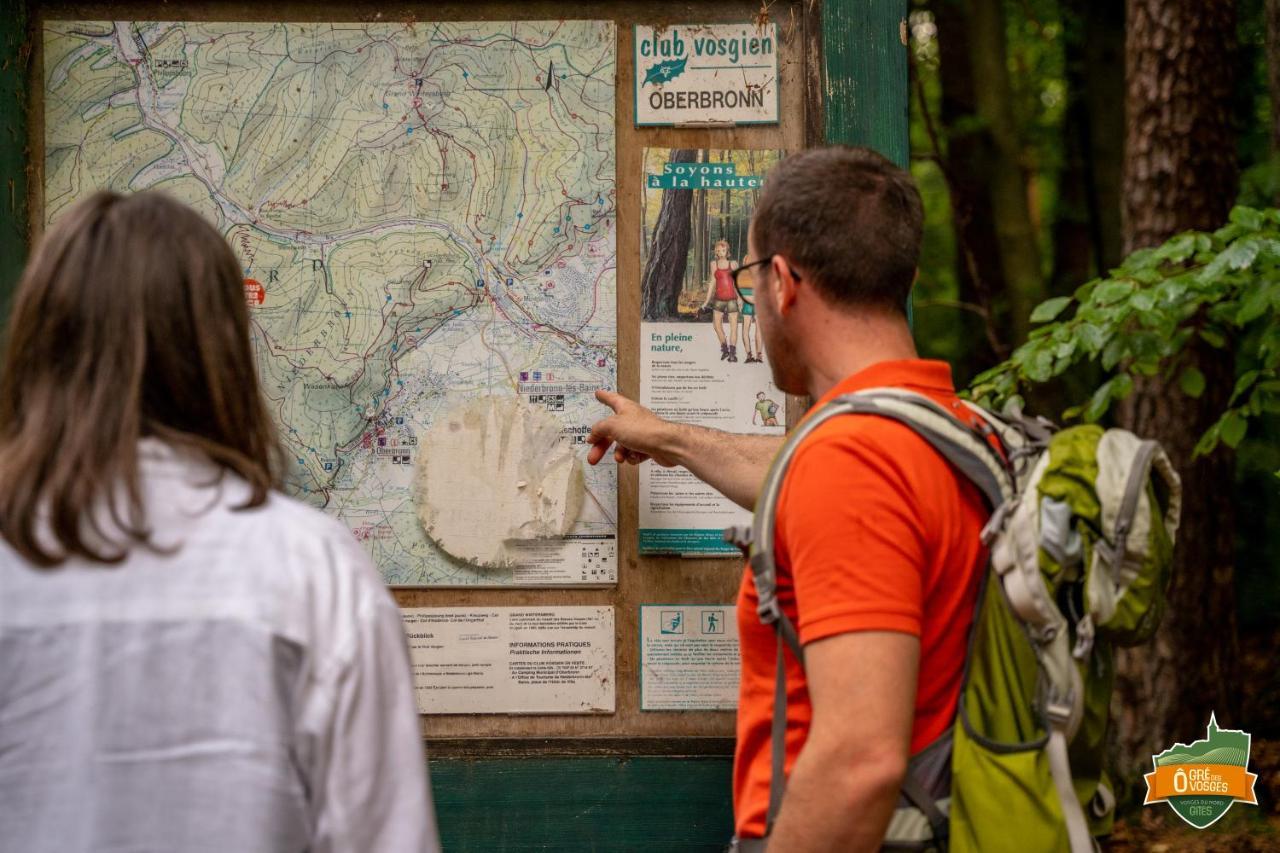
xmin=751 ymin=146 xmax=923 ymax=314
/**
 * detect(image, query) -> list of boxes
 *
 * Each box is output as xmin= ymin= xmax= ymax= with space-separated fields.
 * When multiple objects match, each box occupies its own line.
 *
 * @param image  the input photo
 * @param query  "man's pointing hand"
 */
xmin=587 ymin=390 xmax=681 ymax=468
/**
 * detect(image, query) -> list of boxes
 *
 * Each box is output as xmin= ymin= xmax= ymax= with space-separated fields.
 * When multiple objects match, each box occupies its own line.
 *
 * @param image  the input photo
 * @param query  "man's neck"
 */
xmin=802 ymin=310 xmax=919 ymax=400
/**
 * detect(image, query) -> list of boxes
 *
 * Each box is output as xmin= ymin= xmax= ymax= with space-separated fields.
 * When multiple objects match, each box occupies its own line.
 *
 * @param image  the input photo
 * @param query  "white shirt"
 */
xmin=0 ymin=440 xmax=440 ymax=853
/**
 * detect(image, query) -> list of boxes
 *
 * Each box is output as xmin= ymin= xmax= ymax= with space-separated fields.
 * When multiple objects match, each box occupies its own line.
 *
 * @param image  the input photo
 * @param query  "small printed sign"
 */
xmin=640 ymin=604 xmax=740 ymax=711
xmin=634 ymin=23 xmax=779 ymax=126
xmin=403 ymin=607 xmax=614 ymax=715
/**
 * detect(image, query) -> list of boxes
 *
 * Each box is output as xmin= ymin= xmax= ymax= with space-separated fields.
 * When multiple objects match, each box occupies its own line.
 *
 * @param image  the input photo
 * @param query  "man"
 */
xmin=753 ymin=391 xmax=779 ymax=427
xmin=588 ymin=147 xmax=990 ymax=851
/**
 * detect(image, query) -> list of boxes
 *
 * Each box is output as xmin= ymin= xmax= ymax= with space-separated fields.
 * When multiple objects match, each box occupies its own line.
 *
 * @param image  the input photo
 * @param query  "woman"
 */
xmin=0 ymin=192 xmax=440 ymax=852
xmin=698 ymin=239 xmax=741 ymax=362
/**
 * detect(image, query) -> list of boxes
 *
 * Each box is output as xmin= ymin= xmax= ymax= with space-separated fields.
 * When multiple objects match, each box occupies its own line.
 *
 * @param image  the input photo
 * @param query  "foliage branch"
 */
xmin=968 ymin=206 xmax=1280 ymax=457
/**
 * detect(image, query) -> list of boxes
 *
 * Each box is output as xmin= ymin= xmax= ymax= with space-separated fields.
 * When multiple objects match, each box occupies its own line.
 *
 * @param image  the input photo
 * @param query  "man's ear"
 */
xmin=772 ymin=255 xmax=801 ymax=315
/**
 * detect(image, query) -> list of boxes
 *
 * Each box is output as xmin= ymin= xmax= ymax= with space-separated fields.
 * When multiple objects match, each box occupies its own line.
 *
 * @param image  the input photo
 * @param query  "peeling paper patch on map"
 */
xmin=415 ymin=396 xmax=585 ymax=567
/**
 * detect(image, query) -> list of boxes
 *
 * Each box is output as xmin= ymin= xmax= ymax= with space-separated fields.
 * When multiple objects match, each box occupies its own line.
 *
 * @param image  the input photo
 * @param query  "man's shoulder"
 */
xmin=782 ymin=395 xmax=977 ymax=509
xmin=795 ymin=403 xmax=956 ymax=467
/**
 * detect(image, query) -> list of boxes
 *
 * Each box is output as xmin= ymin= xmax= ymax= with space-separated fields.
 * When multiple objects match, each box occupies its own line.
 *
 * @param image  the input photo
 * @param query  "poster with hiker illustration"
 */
xmin=638 ymin=148 xmax=786 ymax=557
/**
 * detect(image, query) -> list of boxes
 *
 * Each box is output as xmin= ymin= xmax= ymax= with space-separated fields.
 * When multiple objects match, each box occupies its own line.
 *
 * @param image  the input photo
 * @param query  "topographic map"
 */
xmin=44 ymin=20 xmax=618 ymax=586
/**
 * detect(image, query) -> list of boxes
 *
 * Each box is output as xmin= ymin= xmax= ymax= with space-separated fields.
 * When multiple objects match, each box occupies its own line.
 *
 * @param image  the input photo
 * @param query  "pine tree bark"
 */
xmin=1115 ymin=0 xmax=1240 ymax=782
xmin=968 ymin=0 xmax=1044 ymax=344
xmin=641 ymin=148 xmax=696 ymax=321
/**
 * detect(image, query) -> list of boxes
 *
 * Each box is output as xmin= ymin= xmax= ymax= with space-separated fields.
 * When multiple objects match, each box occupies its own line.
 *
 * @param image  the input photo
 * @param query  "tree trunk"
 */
xmin=1122 ymin=0 xmax=1238 ymax=254
xmin=689 ymin=150 xmax=708 ymax=299
xmin=1115 ymin=0 xmax=1240 ymax=783
xmin=1080 ymin=0 xmax=1126 ymax=272
xmin=1055 ymin=0 xmax=1126 ymax=289
xmin=967 ymin=0 xmax=1044 ymax=344
xmin=929 ymin=0 xmax=1006 ymax=378
xmin=641 ymin=148 xmax=696 ymax=321
xmin=1051 ymin=61 xmax=1094 ymax=291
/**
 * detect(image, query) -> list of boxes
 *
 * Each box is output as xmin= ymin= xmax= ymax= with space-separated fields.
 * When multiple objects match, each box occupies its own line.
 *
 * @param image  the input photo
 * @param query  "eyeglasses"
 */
xmin=731 ymin=258 xmax=771 ymax=302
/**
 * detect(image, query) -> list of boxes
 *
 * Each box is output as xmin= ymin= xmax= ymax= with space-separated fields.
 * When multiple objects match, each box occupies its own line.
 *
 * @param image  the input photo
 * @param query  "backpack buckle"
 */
xmin=750 ymin=552 xmax=784 ymax=626
xmin=757 ymin=595 xmax=783 ymax=626
xmin=980 ymin=500 xmax=1014 ymax=546
xmin=723 ymin=525 xmax=754 ymax=556
xmin=1043 ymin=692 xmax=1075 ymax=727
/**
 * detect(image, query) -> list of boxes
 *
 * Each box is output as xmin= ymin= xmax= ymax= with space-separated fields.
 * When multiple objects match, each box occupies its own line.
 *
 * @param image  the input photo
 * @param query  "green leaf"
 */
xmin=1179 ymin=367 xmax=1206 ymax=398
xmin=1113 ymin=373 xmax=1134 ymax=401
xmin=1131 ymin=290 xmax=1157 ymax=313
xmin=1094 ymin=280 xmax=1134 ymax=305
xmin=1236 ymin=280 xmax=1278 ymax=325
xmin=1030 ymin=296 xmax=1073 ymax=324
xmin=1229 ymin=206 xmax=1264 ymax=230
xmin=1224 ymin=238 xmax=1262 ymax=271
xmin=1083 ymin=377 xmax=1118 ymax=422
xmin=1231 ymin=370 xmax=1261 ymax=404
xmin=1025 ymin=348 xmax=1056 ymax=382
xmin=1200 ymin=328 xmax=1228 ymax=348
xmin=1220 ymin=411 xmax=1248 ymax=448
xmin=1133 ymin=358 xmax=1161 ymax=376
xmin=1210 ymin=300 xmax=1242 ymax=324
xmin=1154 ymin=234 xmax=1198 ymax=264
xmin=1077 ymin=323 xmax=1107 ymax=354
xmin=1198 ymin=239 xmax=1261 ymax=282
xmin=1124 ymin=248 xmax=1159 ymax=270
xmin=1156 ymin=277 xmax=1190 ymax=304
xmin=1101 ymin=337 xmax=1127 ymax=370
xmin=1194 ymin=423 xmax=1221 ymax=457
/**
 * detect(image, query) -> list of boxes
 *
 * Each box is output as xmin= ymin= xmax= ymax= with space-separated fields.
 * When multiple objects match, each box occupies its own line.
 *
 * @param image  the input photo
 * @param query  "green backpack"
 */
xmin=727 ymin=388 xmax=1181 ymax=852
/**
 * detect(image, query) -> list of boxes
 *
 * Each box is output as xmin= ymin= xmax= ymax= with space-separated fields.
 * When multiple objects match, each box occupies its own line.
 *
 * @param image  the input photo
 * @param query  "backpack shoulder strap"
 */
xmin=749 ymin=389 xmax=1013 ymax=602
xmin=733 ymin=387 xmax=1016 ymax=839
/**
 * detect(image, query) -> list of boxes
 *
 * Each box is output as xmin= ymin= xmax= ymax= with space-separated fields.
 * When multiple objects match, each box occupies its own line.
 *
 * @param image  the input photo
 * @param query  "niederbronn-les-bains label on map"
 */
xmin=45 ymin=21 xmax=618 ymax=586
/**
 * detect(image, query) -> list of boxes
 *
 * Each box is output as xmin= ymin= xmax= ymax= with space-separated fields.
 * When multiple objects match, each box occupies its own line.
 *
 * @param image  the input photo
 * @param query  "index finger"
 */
xmin=595 ymin=388 xmax=631 ymax=413
xmin=586 ymin=436 xmax=613 ymax=466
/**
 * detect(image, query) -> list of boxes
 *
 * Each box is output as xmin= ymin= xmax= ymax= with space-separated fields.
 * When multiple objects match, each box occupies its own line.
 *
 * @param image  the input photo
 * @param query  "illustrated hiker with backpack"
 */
xmin=589 ymin=146 xmax=1180 ymax=852
xmin=754 ymin=392 xmax=780 ymax=427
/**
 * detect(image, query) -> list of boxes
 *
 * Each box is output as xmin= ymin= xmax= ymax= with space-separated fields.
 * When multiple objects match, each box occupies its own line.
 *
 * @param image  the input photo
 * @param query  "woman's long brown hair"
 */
xmin=0 ymin=191 xmax=283 ymax=566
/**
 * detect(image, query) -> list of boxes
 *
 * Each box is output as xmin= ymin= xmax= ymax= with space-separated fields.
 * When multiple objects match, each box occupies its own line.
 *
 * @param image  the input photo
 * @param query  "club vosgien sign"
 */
xmin=633 ymin=23 xmax=779 ymax=126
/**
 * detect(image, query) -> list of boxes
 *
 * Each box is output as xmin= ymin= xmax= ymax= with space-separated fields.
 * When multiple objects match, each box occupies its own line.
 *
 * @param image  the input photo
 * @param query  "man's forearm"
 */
xmin=587 ymin=391 xmax=783 ymax=509
xmin=663 ymin=423 xmax=783 ymax=511
xmin=765 ymin=744 xmax=904 ymax=853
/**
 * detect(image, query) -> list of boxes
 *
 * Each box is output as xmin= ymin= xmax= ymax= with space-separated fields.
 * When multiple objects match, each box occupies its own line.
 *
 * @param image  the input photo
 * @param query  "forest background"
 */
xmin=903 ymin=0 xmax=1279 ymax=845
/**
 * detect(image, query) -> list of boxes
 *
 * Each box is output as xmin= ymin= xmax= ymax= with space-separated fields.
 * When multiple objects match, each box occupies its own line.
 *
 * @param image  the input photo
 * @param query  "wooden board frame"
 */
xmin=25 ymin=0 xmax=820 ymax=746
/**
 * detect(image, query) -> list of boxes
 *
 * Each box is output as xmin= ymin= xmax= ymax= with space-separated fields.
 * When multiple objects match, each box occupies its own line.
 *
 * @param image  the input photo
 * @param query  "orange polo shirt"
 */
xmin=733 ymin=359 xmax=991 ymax=839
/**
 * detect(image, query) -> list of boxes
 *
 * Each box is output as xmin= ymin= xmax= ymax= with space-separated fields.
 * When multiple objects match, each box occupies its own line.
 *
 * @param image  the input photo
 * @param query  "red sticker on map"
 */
xmin=244 ymin=278 xmax=266 ymax=306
